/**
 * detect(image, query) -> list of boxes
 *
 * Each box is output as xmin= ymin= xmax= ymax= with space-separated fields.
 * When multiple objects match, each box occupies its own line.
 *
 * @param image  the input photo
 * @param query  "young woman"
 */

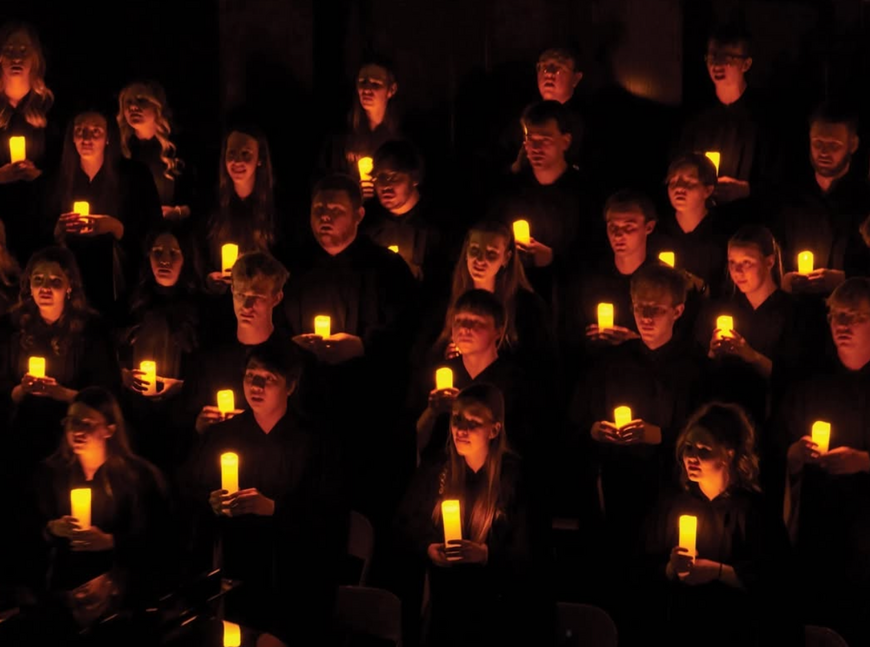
xmin=395 ymin=384 xmax=549 ymax=647
xmin=117 ymin=80 xmax=192 ymax=220
xmin=51 ymin=110 xmax=162 ymax=316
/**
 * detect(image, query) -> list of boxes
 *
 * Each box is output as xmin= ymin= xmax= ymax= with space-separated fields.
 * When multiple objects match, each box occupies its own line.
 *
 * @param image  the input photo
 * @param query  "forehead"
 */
xmin=4 ymin=30 xmax=32 ymax=48
xmin=468 ymin=231 xmax=507 ymax=249
xmin=358 ymin=64 xmax=390 ymax=82
xmin=684 ymin=427 xmax=716 ymax=448
xmin=68 ymin=401 xmax=101 ymax=419
xmin=32 ymin=261 xmax=65 ymax=277
xmin=727 ymin=242 xmax=762 ymax=257
xmin=668 ymin=164 xmax=700 ymax=180
xmin=245 ymin=361 xmax=282 ymax=378
xmin=227 ymin=131 xmax=258 ymax=149
xmin=829 ymin=297 xmax=870 ymax=313
xmin=632 ymin=285 xmax=672 ymax=305
xmin=525 ymin=119 xmax=562 ymax=136
xmin=153 ymin=232 xmax=180 ymax=248
xmin=538 ymin=51 xmax=574 ymax=68
xmin=313 ymin=189 xmax=353 ymax=209
xmin=707 ymin=39 xmax=746 ymax=55
xmin=606 ymin=208 xmax=645 ymax=223
xmin=74 ymin=113 xmax=107 ymax=129
xmin=452 ymin=400 xmax=490 ymax=419
xmin=453 ymin=309 xmax=493 ymax=322
xmin=810 ymin=121 xmax=850 ymax=141
xmin=125 ymin=84 xmax=153 ymax=99
xmin=233 ymin=275 xmax=275 ymax=295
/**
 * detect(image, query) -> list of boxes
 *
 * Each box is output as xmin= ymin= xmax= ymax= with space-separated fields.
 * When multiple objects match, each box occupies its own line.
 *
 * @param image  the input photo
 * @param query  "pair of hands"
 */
xmin=19 ymin=374 xmax=71 ymax=401
xmin=668 ymin=547 xmax=720 ymax=585
xmin=121 ymin=368 xmax=183 ymax=399
xmin=206 ymin=271 xmax=232 ymax=293
xmin=714 ymin=176 xmax=750 ymax=203
xmin=0 ymin=160 xmax=41 ymax=184
xmin=292 ymin=332 xmax=364 ymax=365
xmin=428 ymin=387 xmax=460 ymax=416
xmin=55 ymin=213 xmax=120 ymax=239
xmin=590 ymin=419 xmax=662 ymax=446
xmin=516 ymin=237 xmax=553 ymax=268
xmin=427 ymin=540 xmax=488 ymax=567
xmin=782 ymin=269 xmax=845 ymax=295
xmin=708 ymin=329 xmax=757 ymax=363
xmin=195 ymin=405 xmax=244 ymax=434
xmin=787 ymin=436 xmax=870 ymax=476
xmin=585 ymin=324 xmax=640 ymax=346
xmin=209 ymin=488 xmax=275 ymax=517
xmin=48 ymin=517 xmax=114 ymax=552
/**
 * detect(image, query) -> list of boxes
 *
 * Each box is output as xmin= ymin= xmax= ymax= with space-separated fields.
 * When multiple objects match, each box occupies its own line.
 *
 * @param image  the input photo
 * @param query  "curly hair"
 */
xmin=117 ymin=80 xmax=183 ymax=181
xmin=0 ymin=22 xmax=54 ymax=129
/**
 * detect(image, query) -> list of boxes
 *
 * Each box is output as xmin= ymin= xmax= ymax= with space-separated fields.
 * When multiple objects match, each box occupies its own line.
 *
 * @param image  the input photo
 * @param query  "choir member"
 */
xmin=117 ymin=80 xmax=193 ymax=221
xmin=395 ymin=383 xmax=550 ymax=647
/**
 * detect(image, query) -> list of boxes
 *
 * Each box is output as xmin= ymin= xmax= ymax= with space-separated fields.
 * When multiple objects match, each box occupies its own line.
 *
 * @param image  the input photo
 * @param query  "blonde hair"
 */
xmin=117 ymin=81 xmax=182 ymax=180
xmin=0 ymin=22 xmax=54 ymax=129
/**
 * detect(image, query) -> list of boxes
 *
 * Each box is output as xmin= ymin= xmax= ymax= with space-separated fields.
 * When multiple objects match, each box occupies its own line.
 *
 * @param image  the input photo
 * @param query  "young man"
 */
xmin=777 ymin=278 xmax=870 ymax=647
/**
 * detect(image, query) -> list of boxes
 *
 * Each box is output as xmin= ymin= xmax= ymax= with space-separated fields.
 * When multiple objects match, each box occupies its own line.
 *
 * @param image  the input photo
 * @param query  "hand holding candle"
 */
xmin=716 ymin=315 xmax=734 ymax=339
xmin=614 ymin=406 xmax=632 ymax=430
xmin=221 ymin=243 xmax=239 ymax=276
xmin=73 ymin=201 xmax=90 ymax=217
xmin=221 ymin=452 xmax=239 ymax=495
xmin=678 ymin=514 xmax=697 ymax=559
xmin=811 ymin=421 xmax=831 ymax=455
xmin=9 ymin=136 xmax=25 ymax=163
xmin=314 ymin=315 xmax=331 ymax=339
xmin=513 ymin=219 xmax=531 ymax=246
xmin=139 ymin=360 xmax=157 ymax=396
xmin=217 ymin=390 xmax=235 ymax=416
xmin=28 ymin=356 xmax=46 ymax=379
xmin=435 ymin=367 xmax=453 ymax=390
xmin=442 ymin=499 xmax=462 ymax=561
xmin=70 ymin=488 xmax=92 ymax=529
xmin=597 ymin=303 xmax=614 ymax=331
xmin=797 ymin=251 xmax=814 ymax=275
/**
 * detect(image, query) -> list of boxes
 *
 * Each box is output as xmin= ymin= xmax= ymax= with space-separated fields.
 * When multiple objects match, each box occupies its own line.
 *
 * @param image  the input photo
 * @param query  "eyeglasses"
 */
xmin=704 ymin=52 xmax=748 ymax=66
xmin=451 ymin=414 xmax=492 ymax=431
xmin=62 ymin=416 xmax=107 ymax=433
xmin=828 ymin=310 xmax=870 ymax=326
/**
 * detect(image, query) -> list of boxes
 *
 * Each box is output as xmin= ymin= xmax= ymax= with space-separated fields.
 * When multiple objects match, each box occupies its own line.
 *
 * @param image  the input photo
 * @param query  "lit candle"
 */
xmin=513 ymin=219 xmax=531 ymax=245
xmin=716 ymin=315 xmax=734 ymax=339
xmin=797 ymin=251 xmax=814 ymax=275
xmin=358 ymin=156 xmax=374 ymax=182
xmin=441 ymin=499 xmax=462 ymax=561
xmin=658 ymin=251 xmax=675 ymax=268
xmin=614 ymin=406 xmax=632 ymax=429
xmin=70 ymin=488 xmax=92 ymax=529
xmin=28 ymin=356 xmax=46 ymax=379
xmin=704 ymin=151 xmax=721 ymax=175
xmin=597 ymin=303 xmax=614 ymax=330
xmin=223 ymin=620 xmax=241 ymax=647
xmin=217 ymin=390 xmax=235 ymax=415
xmin=678 ymin=514 xmax=697 ymax=558
xmin=314 ymin=315 xmax=331 ymax=338
xmin=73 ymin=201 xmax=90 ymax=216
xmin=812 ymin=421 xmax=831 ymax=455
xmin=220 ymin=452 xmax=239 ymax=495
xmin=139 ymin=360 xmax=157 ymax=396
xmin=388 ymin=245 xmax=399 ymax=253
xmin=9 ymin=136 xmax=25 ymax=163
xmin=221 ymin=243 xmax=239 ymax=276
xmin=435 ymin=367 xmax=453 ymax=390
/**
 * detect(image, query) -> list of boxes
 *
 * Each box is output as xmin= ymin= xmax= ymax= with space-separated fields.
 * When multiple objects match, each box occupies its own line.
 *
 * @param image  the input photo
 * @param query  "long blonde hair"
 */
xmin=0 ymin=22 xmax=54 ymax=129
xmin=117 ymin=81 xmax=182 ymax=180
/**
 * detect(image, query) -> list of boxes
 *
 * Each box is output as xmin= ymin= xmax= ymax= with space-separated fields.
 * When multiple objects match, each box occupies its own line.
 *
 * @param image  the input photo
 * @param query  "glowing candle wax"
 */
xmin=435 ymin=367 xmax=453 ymax=391
xmin=388 ymin=245 xmax=399 ymax=253
xmin=812 ymin=421 xmax=831 ymax=455
xmin=614 ymin=406 xmax=632 ymax=429
xmin=679 ymin=514 xmax=697 ymax=558
xmin=71 ymin=488 xmax=92 ymax=529
xmin=223 ymin=620 xmax=241 ymax=647
xmin=139 ymin=360 xmax=157 ymax=396
xmin=28 ymin=356 xmax=45 ymax=379
xmin=705 ymin=151 xmax=721 ymax=175
xmin=314 ymin=315 xmax=331 ymax=339
xmin=441 ymin=499 xmax=462 ymax=561
xmin=513 ymin=219 xmax=531 ymax=246
xmin=9 ymin=136 xmax=25 ymax=163
xmin=220 ymin=453 xmax=239 ymax=495
xmin=221 ymin=243 xmax=239 ymax=276
xmin=798 ymin=251 xmax=814 ymax=275
xmin=358 ymin=156 xmax=374 ymax=182
xmin=716 ymin=315 xmax=734 ymax=339
xmin=73 ymin=201 xmax=90 ymax=216
xmin=658 ymin=251 xmax=675 ymax=268
xmin=217 ymin=390 xmax=235 ymax=415
xmin=597 ymin=303 xmax=614 ymax=330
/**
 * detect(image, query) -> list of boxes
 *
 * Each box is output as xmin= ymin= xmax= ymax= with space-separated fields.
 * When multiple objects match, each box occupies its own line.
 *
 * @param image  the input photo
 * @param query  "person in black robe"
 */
xmin=49 ymin=110 xmax=162 ymax=319
xmin=776 ymin=278 xmax=870 ymax=647
xmin=636 ymin=403 xmax=799 ymax=647
xmin=184 ymin=339 xmax=344 ymax=645
xmin=0 ymin=220 xmax=20 ymax=317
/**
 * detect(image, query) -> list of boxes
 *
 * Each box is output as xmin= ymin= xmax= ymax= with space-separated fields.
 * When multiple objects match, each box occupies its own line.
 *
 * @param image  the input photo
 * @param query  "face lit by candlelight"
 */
xmin=681 ymin=428 xmax=732 ymax=485
xmin=451 ymin=402 xmax=500 ymax=462
xmin=728 ymin=243 xmax=773 ymax=295
xmin=465 ymin=231 xmax=511 ymax=287
xmin=0 ymin=30 xmax=34 ymax=82
xmin=667 ymin=164 xmax=714 ymax=213
xmin=311 ymin=188 xmax=364 ymax=254
xmin=356 ymin=64 xmax=396 ymax=116
xmin=523 ymin=118 xmax=571 ymax=171
xmin=30 ymin=261 xmax=70 ymax=316
xmin=64 ymin=402 xmax=114 ymax=457
xmin=810 ymin=121 xmax=857 ymax=179
xmin=536 ymin=55 xmax=582 ymax=104
xmin=705 ymin=39 xmax=751 ymax=88
xmin=243 ymin=362 xmax=294 ymax=413
xmin=374 ymin=166 xmax=418 ymax=214
xmin=631 ymin=288 xmax=683 ymax=350
xmin=123 ymin=85 xmax=159 ymax=132
xmin=150 ymin=232 xmax=184 ymax=287
xmin=606 ymin=208 xmax=654 ymax=258
xmin=452 ymin=310 xmax=500 ymax=356
xmin=828 ymin=299 xmax=870 ymax=354
xmin=232 ymin=276 xmax=282 ymax=330
xmin=73 ymin=113 xmax=108 ymax=162
xmin=225 ymin=130 xmax=260 ymax=188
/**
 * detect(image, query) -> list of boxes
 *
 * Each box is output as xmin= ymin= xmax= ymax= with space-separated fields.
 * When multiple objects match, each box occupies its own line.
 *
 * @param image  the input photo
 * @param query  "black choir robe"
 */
xmin=126 ymin=135 xmax=195 ymax=212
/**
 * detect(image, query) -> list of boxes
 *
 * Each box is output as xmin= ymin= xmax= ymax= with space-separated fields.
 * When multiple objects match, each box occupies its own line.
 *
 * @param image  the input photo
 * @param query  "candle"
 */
xmin=217 ymin=390 xmax=235 ymax=415
xmin=70 ymin=488 xmax=92 ymax=529
xmin=139 ymin=360 xmax=157 ymax=396
xmin=597 ymin=303 xmax=614 ymax=330
xmin=614 ymin=406 xmax=632 ymax=429
xmin=28 ymin=356 xmax=46 ymax=379
xmin=358 ymin=156 xmax=374 ymax=182
xmin=678 ymin=514 xmax=697 ymax=558
xmin=512 ymin=219 xmax=531 ymax=246
xmin=220 ymin=452 xmax=239 ymax=495
xmin=9 ymin=136 xmax=25 ymax=163
xmin=73 ymin=201 xmax=90 ymax=216
xmin=314 ymin=315 xmax=331 ymax=338
xmin=704 ymin=151 xmax=721 ymax=175
xmin=716 ymin=315 xmax=734 ymax=339
xmin=221 ymin=243 xmax=239 ymax=276
xmin=435 ymin=367 xmax=453 ymax=391
xmin=797 ymin=251 xmax=814 ymax=275
xmin=811 ymin=421 xmax=831 ymax=455
xmin=388 ymin=245 xmax=399 ymax=253
xmin=658 ymin=251 xmax=675 ymax=268
xmin=223 ymin=620 xmax=241 ymax=647
xmin=441 ymin=499 xmax=462 ymax=561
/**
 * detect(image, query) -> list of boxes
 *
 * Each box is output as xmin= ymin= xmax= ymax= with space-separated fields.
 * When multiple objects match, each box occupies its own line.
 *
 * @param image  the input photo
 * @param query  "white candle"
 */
xmin=221 ymin=243 xmax=239 ymax=276
xmin=223 ymin=620 xmax=241 ymax=647
xmin=597 ymin=303 xmax=614 ymax=330
xmin=73 ymin=201 xmax=90 ymax=216
xmin=70 ymin=488 xmax=92 ymax=529
xmin=678 ymin=514 xmax=697 ymax=558
xmin=139 ymin=360 xmax=157 ymax=396
xmin=441 ymin=499 xmax=462 ymax=561
xmin=704 ymin=151 xmax=721 ymax=175
xmin=812 ymin=421 xmax=831 ymax=455
xmin=28 ymin=356 xmax=46 ymax=379
xmin=658 ymin=251 xmax=675 ymax=268
xmin=221 ymin=453 xmax=239 ymax=495
xmin=512 ymin=219 xmax=531 ymax=246
xmin=217 ymin=390 xmax=235 ymax=415
xmin=797 ymin=251 xmax=814 ymax=275
xmin=614 ymin=406 xmax=632 ymax=429
xmin=388 ymin=245 xmax=399 ymax=253
xmin=435 ymin=367 xmax=453 ymax=391
xmin=9 ymin=136 xmax=25 ymax=163
xmin=716 ymin=315 xmax=734 ymax=339
xmin=314 ymin=315 xmax=331 ymax=338
xmin=358 ymin=156 xmax=374 ymax=182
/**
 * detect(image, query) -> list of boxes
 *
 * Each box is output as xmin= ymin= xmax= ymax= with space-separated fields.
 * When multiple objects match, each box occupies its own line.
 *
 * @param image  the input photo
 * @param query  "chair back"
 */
xmin=336 ymin=585 xmax=402 ymax=647
xmin=347 ymin=511 xmax=375 ymax=586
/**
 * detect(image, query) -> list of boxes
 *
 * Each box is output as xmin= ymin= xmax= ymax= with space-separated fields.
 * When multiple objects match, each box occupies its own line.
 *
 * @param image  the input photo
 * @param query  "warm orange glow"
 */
xmin=658 ymin=251 xmax=675 ymax=267
xmin=71 ymin=488 xmax=92 ymax=529
xmin=512 ymin=219 xmax=531 ymax=246
xmin=435 ymin=367 xmax=453 ymax=391
xmin=614 ymin=406 xmax=632 ymax=429
xmin=716 ymin=315 xmax=734 ymax=339
xmin=222 ymin=620 xmax=241 ymax=647
xmin=217 ymin=390 xmax=235 ymax=415
xmin=597 ymin=303 xmax=614 ymax=330
xmin=358 ymin=156 xmax=374 ymax=182
xmin=314 ymin=315 xmax=331 ymax=338
xmin=678 ymin=514 xmax=697 ymax=558
xmin=798 ymin=251 xmax=814 ymax=275
xmin=73 ymin=201 xmax=90 ymax=216
xmin=441 ymin=499 xmax=462 ymax=560
xmin=704 ymin=151 xmax=721 ymax=175
xmin=139 ymin=360 xmax=157 ymax=396
xmin=221 ymin=453 xmax=239 ymax=494
xmin=388 ymin=245 xmax=399 ymax=253
xmin=221 ymin=243 xmax=239 ymax=276
xmin=9 ymin=136 xmax=25 ymax=163
xmin=812 ymin=421 xmax=831 ymax=454
xmin=28 ymin=356 xmax=45 ymax=379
